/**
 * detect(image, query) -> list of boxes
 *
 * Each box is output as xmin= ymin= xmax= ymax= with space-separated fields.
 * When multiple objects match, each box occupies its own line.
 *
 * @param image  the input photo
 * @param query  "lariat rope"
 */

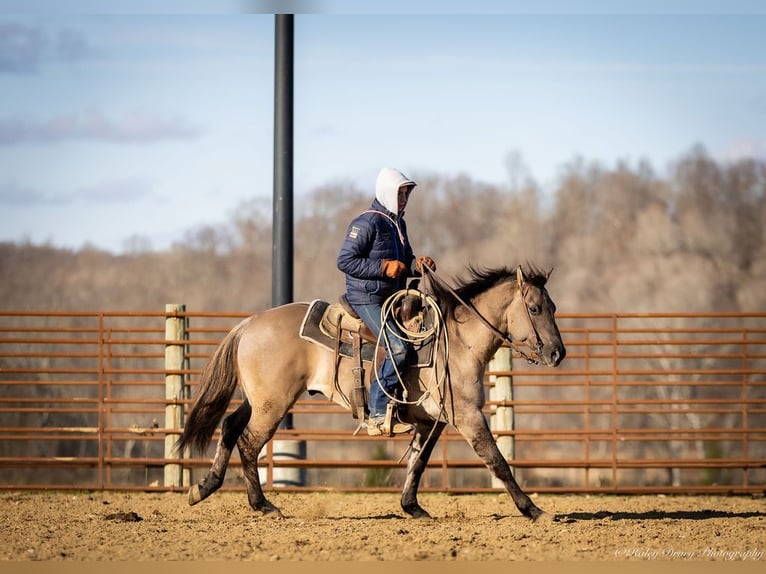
xmin=371 ymin=288 xmax=449 ymax=408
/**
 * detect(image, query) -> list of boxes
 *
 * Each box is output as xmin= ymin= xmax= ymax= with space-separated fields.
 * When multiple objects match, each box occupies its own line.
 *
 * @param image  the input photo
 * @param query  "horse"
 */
xmin=176 ymin=264 xmax=566 ymax=522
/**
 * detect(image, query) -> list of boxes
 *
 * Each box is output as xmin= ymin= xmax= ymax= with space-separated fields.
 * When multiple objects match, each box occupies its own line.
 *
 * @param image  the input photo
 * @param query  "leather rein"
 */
xmin=422 ymin=266 xmax=544 ymax=364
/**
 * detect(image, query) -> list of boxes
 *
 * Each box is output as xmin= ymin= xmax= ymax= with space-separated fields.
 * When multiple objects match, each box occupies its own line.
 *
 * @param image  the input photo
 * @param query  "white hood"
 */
xmin=374 ymin=167 xmax=416 ymax=214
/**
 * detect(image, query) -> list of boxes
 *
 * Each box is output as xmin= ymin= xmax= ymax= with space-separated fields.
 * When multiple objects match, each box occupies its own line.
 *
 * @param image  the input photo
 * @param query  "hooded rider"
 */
xmin=337 ymin=167 xmax=436 ymax=436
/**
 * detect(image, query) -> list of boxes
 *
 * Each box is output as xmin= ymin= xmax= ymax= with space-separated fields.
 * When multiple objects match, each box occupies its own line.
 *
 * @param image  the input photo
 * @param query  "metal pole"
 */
xmin=273 ymin=13 xmax=294 ymax=311
xmin=268 ymin=14 xmax=305 ymax=487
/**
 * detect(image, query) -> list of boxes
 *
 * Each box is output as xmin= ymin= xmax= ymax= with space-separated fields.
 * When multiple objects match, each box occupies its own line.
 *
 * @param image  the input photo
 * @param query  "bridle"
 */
xmin=422 ymin=266 xmax=544 ymax=364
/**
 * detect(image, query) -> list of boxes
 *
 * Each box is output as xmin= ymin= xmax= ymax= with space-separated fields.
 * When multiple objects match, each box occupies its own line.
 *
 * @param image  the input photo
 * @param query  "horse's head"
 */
xmin=507 ymin=265 xmax=566 ymax=367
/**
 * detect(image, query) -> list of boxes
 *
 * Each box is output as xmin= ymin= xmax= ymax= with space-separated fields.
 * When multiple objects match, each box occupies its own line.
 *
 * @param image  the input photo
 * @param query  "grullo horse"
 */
xmin=177 ymin=264 xmax=565 ymax=521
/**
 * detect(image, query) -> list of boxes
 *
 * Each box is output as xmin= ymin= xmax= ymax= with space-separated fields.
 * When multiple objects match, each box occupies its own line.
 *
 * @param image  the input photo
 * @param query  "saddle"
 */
xmin=299 ymin=289 xmax=436 ymax=422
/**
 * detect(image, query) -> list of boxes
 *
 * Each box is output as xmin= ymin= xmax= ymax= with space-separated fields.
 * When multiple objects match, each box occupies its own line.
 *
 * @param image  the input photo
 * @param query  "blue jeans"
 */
xmin=350 ymin=301 xmax=410 ymax=419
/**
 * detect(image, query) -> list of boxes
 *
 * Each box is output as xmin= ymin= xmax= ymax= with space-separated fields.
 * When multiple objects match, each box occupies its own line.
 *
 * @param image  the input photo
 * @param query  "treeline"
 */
xmin=2 ymin=145 xmax=765 ymax=314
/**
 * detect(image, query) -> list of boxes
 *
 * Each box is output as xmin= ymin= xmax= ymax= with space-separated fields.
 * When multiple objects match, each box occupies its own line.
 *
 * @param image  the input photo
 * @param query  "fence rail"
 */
xmin=0 ymin=308 xmax=764 ymax=494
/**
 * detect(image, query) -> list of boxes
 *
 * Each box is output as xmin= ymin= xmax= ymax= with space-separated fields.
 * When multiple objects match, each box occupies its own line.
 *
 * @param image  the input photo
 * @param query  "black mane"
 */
xmin=427 ymin=264 xmax=549 ymax=317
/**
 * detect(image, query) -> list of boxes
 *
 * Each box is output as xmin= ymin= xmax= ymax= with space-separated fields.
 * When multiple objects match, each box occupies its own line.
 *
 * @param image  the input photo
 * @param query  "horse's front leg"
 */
xmin=457 ymin=409 xmax=550 ymax=522
xmin=400 ymin=420 xmax=446 ymax=519
xmin=188 ymin=400 xmax=251 ymax=505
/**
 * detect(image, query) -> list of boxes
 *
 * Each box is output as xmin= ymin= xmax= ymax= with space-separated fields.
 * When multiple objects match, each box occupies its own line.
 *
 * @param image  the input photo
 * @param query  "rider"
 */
xmin=337 ymin=167 xmax=436 ymax=436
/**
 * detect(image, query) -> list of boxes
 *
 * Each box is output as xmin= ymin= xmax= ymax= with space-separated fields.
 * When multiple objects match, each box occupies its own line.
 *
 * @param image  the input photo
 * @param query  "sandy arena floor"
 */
xmin=1 ymin=490 xmax=765 ymax=562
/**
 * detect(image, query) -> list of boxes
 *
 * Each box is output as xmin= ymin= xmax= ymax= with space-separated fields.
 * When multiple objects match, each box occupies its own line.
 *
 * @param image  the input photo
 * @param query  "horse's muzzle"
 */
xmin=546 ymin=345 xmax=566 ymax=367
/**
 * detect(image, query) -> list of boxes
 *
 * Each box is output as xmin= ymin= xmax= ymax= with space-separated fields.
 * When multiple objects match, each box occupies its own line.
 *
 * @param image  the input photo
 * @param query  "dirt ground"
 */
xmin=1 ymin=490 xmax=765 ymax=562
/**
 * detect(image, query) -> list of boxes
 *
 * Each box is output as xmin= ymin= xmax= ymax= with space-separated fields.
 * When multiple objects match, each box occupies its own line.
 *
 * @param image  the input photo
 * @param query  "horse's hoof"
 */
xmin=531 ymin=510 xmax=556 ymax=524
xmin=188 ymin=485 xmax=202 ymax=506
xmin=258 ymin=506 xmax=284 ymax=519
xmin=403 ymin=505 xmax=432 ymax=519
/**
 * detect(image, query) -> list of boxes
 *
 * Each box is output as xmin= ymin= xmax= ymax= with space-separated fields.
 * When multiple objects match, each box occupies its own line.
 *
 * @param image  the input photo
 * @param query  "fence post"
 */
xmin=164 ymin=303 xmax=187 ymax=488
xmin=489 ymin=345 xmax=515 ymax=488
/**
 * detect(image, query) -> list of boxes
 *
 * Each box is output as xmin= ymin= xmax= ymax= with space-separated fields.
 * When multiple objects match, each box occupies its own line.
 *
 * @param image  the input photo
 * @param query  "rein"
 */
xmin=422 ymin=266 xmax=543 ymax=364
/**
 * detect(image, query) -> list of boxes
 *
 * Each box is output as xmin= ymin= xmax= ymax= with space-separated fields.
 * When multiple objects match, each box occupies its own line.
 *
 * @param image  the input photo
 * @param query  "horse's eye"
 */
xmin=529 ymin=304 xmax=541 ymax=316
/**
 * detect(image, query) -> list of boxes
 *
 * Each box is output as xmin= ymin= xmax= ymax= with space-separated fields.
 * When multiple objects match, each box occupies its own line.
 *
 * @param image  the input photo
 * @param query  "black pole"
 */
xmin=271 ymin=16 xmax=306 ymax=487
xmin=273 ymin=14 xmax=294 ymax=311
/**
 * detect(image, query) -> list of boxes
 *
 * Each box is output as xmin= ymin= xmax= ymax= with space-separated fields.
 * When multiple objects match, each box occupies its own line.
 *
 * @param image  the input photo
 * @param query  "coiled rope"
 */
xmin=370 ymin=288 xmax=449 ymax=408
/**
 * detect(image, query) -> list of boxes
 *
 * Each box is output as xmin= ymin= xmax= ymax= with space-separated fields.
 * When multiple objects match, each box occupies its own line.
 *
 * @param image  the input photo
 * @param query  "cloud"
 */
xmin=71 ymin=178 xmax=157 ymax=204
xmin=0 ymin=111 xmax=204 ymax=145
xmin=0 ymin=182 xmax=49 ymax=206
xmin=0 ymin=178 xmax=157 ymax=207
xmin=0 ymin=22 xmax=93 ymax=75
xmin=0 ymin=22 xmax=46 ymax=74
xmin=55 ymin=28 xmax=94 ymax=62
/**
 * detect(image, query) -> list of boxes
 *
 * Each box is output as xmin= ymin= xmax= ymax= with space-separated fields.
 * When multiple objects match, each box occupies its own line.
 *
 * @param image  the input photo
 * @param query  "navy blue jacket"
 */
xmin=337 ymin=198 xmax=417 ymax=305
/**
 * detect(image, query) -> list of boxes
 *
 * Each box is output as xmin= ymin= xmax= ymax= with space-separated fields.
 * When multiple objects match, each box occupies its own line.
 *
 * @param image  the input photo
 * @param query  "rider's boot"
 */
xmin=366 ymin=402 xmax=413 ymax=436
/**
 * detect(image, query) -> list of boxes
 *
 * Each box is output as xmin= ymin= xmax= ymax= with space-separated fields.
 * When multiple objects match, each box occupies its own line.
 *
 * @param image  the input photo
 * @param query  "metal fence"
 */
xmin=0 ymin=308 xmax=764 ymax=494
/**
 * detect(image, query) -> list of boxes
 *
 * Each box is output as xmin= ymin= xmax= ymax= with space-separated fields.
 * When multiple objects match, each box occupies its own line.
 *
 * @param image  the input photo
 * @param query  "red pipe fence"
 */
xmin=0 ymin=308 xmax=764 ymax=494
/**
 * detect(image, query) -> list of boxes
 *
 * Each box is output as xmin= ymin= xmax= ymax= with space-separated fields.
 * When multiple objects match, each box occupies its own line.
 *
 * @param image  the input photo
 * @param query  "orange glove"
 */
xmin=415 ymin=256 xmax=436 ymax=273
xmin=382 ymin=259 xmax=407 ymax=279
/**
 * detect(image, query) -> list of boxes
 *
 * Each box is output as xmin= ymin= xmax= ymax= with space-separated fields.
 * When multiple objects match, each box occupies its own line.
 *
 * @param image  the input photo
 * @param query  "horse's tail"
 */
xmin=176 ymin=317 xmax=251 ymax=455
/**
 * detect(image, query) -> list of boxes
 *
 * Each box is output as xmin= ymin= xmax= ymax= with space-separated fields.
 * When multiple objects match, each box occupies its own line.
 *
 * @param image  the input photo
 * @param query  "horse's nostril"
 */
xmin=551 ymin=350 xmax=560 ymax=364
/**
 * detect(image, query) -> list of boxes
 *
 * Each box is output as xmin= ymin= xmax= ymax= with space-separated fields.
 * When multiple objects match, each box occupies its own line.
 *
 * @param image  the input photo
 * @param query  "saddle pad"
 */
xmin=299 ymin=299 xmax=436 ymax=368
xmin=299 ymin=299 xmax=377 ymax=363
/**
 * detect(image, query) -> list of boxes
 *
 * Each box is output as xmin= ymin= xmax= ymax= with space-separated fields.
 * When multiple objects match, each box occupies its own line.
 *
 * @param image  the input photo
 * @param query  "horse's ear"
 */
xmin=516 ymin=265 xmax=526 ymax=288
xmin=546 ymin=267 xmax=554 ymax=280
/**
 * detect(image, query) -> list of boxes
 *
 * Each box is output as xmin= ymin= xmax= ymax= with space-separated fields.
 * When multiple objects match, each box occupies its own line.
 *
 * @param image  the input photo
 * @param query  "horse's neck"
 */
xmin=449 ymin=286 xmax=512 ymax=365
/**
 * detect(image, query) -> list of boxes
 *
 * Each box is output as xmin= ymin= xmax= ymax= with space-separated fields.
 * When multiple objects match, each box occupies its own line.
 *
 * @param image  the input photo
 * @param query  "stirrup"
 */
xmin=383 ymin=402 xmax=414 ymax=436
xmin=366 ymin=418 xmax=412 ymax=437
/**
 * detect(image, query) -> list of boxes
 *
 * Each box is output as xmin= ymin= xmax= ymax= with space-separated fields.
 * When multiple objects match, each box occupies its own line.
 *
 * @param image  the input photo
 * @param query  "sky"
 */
xmin=1 ymin=1 xmax=765 ymax=253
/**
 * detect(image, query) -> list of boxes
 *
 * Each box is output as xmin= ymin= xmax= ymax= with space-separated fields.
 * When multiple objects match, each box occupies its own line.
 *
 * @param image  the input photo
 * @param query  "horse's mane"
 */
xmin=427 ymin=263 xmax=549 ymax=318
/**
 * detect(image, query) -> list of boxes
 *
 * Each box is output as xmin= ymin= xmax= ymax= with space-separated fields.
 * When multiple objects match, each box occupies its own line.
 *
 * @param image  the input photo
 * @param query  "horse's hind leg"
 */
xmin=400 ymin=420 xmax=446 ymax=519
xmin=188 ymin=400 xmax=251 ymax=506
xmin=236 ymin=422 xmax=283 ymax=517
